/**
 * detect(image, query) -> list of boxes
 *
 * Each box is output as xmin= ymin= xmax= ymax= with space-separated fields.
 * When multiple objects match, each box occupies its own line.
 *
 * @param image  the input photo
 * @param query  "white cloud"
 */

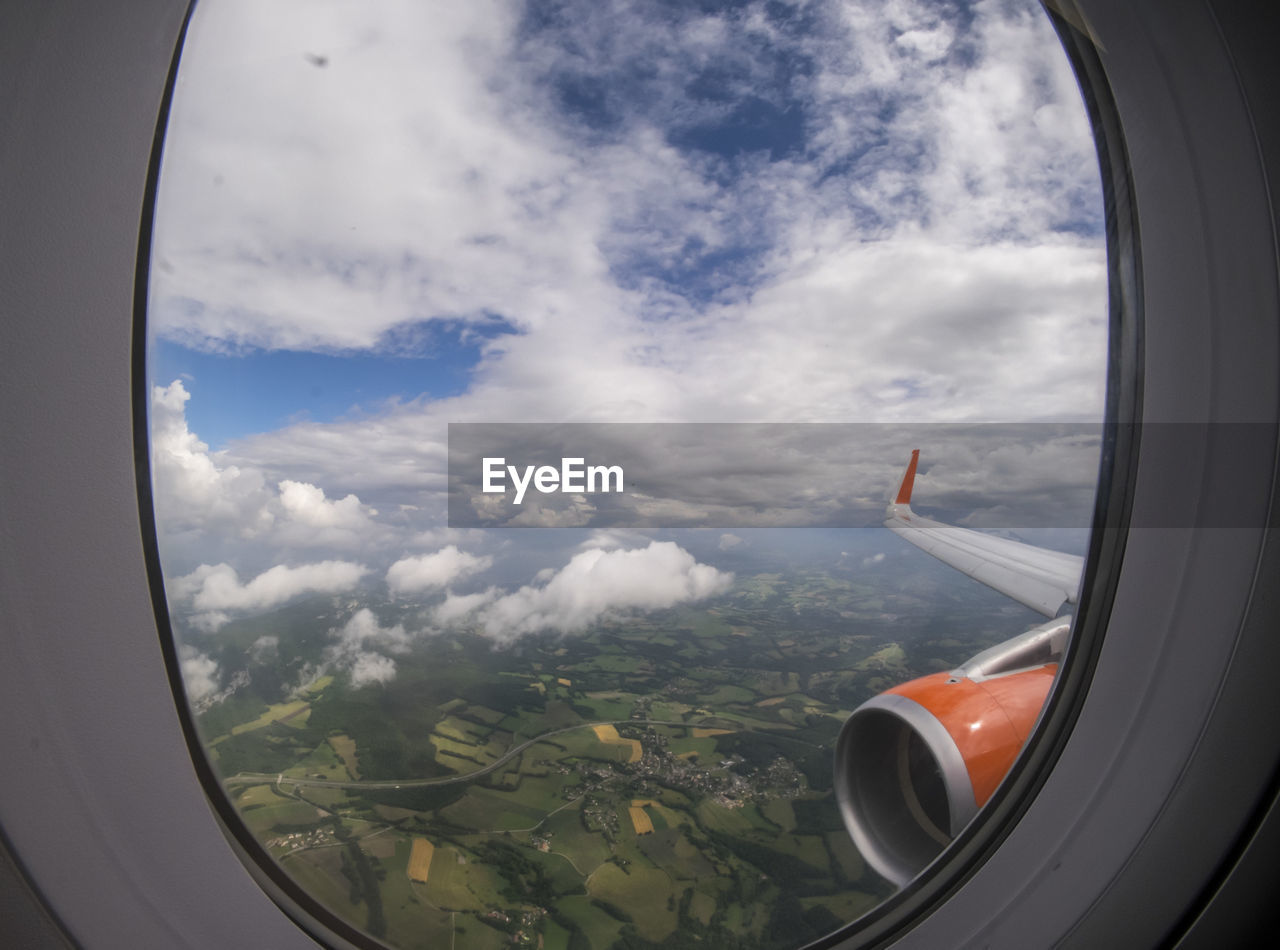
xmin=151 ymin=0 xmax=619 ymax=353
xmin=433 ymin=588 xmax=498 ymax=626
xmin=441 ymin=541 xmax=732 ymax=642
xmin=179 ymin=645 xmax=220 ymax=706
xmin=349 ymin=652 xmax=398 ymax=687
xmin=332 ymin=607 xmax=412 ymax=654
xmin=321 ymin=608 xmax=411 ymax=687
xmin=278 ymin=480 xmax=376 ymax=527
xmin=274 ymin=479 xmax=386 ymax=549
xmin=169 ymin=560 xmax=369 ymax=616
xmin=150 ymin=380 xmax=273 ymax=534
xmin=861 ymin=552 xmax=886 ymax=568
xmin=718 ymin=533 xmax=746 ymax=551
xmin=386 ymin=545 xmax=492 ymax=595
xmin=150 ymin=382 xmax=403 ymax=566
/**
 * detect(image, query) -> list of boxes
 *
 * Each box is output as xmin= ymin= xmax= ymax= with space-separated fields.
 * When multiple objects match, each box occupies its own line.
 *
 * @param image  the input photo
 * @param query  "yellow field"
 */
xmin=557 ymin=677 xmax=572 ymax=687
xmin=236 ymin=699 xmax=308 ymax=733
xmin=631 ymin=798 xmax=680 ymax=831
xmin=433 ymin=718 xmax=476 ymax=743
xmin=755 ymin=697 xmax=786 ymax=707
xmin=628 ymin=806 xmax=654 ymax=836
xmin=593 ymin=724 xmax=642 ymax=762
xmin=208 ymin=699 xmax=311 ymax=744
xmin=692 ymin=727 xmax=733 ymax=738
xmin=407 ymin=838 xmax=435 ymax=883
xmin=431 ymin=734 xmax=485 ymax=759
xmin=302 ymin=674 xmax=334 ymax=695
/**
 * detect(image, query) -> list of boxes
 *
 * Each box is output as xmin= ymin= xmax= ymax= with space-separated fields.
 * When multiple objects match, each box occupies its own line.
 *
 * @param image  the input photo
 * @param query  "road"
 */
xmin=222 ymin=718 xmax=790 ymax=791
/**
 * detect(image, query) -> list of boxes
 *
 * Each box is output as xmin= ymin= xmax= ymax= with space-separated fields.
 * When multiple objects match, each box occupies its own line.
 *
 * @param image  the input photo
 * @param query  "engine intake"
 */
xmin=834 ymin=623 xmax=1066 ymax=887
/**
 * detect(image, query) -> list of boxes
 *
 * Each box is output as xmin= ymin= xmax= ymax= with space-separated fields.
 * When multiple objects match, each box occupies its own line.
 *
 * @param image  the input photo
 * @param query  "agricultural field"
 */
xmin=194 ymin=566 xmax=1029 ymax=950
xmin=407 ymin=838 xmax=434 ymax=882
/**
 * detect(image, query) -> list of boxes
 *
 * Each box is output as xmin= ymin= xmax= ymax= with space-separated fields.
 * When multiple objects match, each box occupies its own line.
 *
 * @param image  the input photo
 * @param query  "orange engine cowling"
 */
xmin=833 ymin=659 xmax=1057 ymax=887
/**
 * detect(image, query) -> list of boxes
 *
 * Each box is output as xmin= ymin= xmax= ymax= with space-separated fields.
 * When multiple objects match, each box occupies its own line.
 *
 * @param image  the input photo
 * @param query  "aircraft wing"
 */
xmin=885 ymin=450 xmax=1084 ymax=618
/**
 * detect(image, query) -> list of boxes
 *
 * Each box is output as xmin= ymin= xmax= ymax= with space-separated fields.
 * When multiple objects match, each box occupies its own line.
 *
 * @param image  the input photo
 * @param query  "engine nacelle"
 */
xmin=833 ymin=618 xmax=1068 ymax=886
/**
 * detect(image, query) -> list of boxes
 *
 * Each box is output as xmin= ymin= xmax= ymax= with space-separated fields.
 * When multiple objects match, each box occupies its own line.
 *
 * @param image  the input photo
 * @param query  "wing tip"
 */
xmin=894 ymin=449 xmax=920 ymax=505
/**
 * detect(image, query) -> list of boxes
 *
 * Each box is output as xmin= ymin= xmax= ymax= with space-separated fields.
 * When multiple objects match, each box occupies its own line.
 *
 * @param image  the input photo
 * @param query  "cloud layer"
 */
xmin=148 ymin=1 xmax=1108 ymax=650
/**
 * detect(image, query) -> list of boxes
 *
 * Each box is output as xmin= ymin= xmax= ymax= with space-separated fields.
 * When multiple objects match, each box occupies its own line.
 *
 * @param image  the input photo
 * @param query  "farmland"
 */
xmin=200 ymin=566 xmax=1035 ymax=950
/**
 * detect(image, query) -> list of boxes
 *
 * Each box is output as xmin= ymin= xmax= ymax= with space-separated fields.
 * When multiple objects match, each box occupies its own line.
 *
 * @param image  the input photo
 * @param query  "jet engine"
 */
xmin=834 ymin=617 xmax=1069 ymax=886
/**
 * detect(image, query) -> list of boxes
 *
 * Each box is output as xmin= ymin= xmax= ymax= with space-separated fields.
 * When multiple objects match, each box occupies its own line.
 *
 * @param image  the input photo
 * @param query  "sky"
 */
xmin=149 ymin=0 xmax=1107 ymax=693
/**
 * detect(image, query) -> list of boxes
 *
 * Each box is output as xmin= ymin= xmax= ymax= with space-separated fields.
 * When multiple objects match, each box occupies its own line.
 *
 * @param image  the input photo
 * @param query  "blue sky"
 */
xmin=152 ymin=320 xmax=515 ymax=448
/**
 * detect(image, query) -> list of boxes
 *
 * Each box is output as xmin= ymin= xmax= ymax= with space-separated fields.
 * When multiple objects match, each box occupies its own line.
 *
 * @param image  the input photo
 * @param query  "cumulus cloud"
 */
xmin=348 ymin=652 xmax=398 ymax=687
xmin=151 ymin=381 xmax=400 ymax=565
xmin=432 ymin=588 xmax=499 ymax=626
xmin=278 ymin=479 xmax=376 ymax=526
xmin=439 ymin=541 xmax=732 ymax=642
xmin=274 ymin=479 xmax=388 ymax=549
xmin=386 ymin=545 xmax=492 ymax=595
xmin=151 ymin=380 xmax=273 ymax=534
xmin=322 ymin=608 xmax=411 ymax=687
xmin=861 ymin=552 xmax=886 ymax=568
xmin=718 ymin=533 xmax=745 ymax=551
xmin=179 ymin=645 xmax=220 ymax=706
xmin=169 ymin=560 xmax=369 ymax=621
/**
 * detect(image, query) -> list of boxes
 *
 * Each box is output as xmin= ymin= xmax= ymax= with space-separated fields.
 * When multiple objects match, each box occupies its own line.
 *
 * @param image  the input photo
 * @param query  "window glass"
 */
xmin=147 ymin=1 xmax=1105 ymax=947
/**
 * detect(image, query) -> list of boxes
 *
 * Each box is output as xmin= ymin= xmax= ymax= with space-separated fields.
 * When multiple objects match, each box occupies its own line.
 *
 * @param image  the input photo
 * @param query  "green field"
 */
xmin=557 ymin=895 xmax=624 ymax=950
xmin=243 ymin=800 xmax=321 ymax=833
xmin=543 ymin=918 xmax=572 ymax=950
xmin=761 ymin=797 xmax=797 ymax=831
xmin=543 ymin=807 xmax=611 ymax=875
xmin=442 ymin=788 xmax=553 ymax=832
xmin=421 ymin=846 xmax=506 ymax=911
xmin=235 ymin=783 xmax=291 ymax=809
xmin=588 ymin=864 xmax=680 ymax=942
xmin=280 ymin=848 xmax=365 ymax=927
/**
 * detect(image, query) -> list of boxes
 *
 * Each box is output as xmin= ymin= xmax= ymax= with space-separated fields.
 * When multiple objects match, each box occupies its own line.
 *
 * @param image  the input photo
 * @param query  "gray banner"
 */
xmin=448 ymin=422 xmax=1109 ymax=529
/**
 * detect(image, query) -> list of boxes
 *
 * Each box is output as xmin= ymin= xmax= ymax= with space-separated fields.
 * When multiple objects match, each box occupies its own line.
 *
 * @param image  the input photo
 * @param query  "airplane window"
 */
xmin=143 ymin=1 xmax=1106 ymax=948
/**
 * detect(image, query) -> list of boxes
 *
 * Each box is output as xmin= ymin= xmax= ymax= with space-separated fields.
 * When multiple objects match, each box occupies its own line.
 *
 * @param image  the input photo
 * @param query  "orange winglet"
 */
xmin=894 ymin=449 xmax=920 ymax=505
